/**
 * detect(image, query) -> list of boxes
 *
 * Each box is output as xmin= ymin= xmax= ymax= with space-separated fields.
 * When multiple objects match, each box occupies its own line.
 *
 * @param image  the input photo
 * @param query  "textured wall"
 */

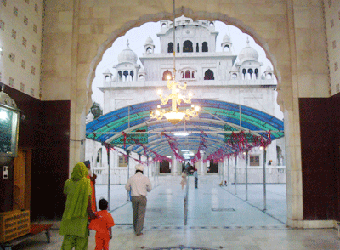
xmin=0 ymin=0 xmax=44 ymax=98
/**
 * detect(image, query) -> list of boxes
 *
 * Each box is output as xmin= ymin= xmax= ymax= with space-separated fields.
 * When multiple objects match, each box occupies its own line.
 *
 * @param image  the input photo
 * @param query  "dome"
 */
xmin=223 ymin=34 xmax=231 ymax=44
xmin=238 ymin=37 xmax=258 ymax=63
xmin=144 ymin=36 xmax=154 ymax=45
xmin=103 ymin=68 xmax=111 ymax=74
xmin=118 ymin=42 xmax=138 ymax=64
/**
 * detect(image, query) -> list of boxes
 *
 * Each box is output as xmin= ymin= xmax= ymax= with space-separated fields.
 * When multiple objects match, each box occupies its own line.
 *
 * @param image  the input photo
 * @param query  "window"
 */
xmin=250 ymin=155 xmax=260 ymax=166
xmin=123 ymin=71 xmax=128 ymax=81
xmin=204 ymin=69 xmax=214 ymax=80
xmin=177 ymin=43 xmax=179 ymax=53
xmin=162 ymin=70 xmax=172 ymax=81
xmin=242 ymin=68 xmax=246 ymax=79
xmin=167 ymin=43 xmax=173 ymax=53
xmin=247 ymin=68 xmax=253 ymax=79
xmin=202 ymin=42 xmax=208 ymax=52
xmin=183 ymin=40 xmax=193 ymax=53
xmin=196 ymin=43 xmax=199 ymax=52
xmin=184 ymin=70 xmax=190 ymax=78
xmin=254 ymin=68 xmax=259 ymax=79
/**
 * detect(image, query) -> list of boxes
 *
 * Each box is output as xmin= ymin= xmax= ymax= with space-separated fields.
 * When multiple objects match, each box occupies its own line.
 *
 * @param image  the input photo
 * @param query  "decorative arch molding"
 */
xmin=85 ymin=8 xmax=286 ymax=113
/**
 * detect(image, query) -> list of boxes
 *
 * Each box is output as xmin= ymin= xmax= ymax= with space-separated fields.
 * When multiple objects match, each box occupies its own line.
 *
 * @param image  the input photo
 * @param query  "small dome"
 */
xmin=238 ymin=37 xmax=258 ymax=63
xmin=103 ymin=68 xmax=111 ymax=74
xmin=223 ymin=34 xmax=231 ymax=44
xmin=266 ymin=66 xmax=272 ymax=71
xmin=144 ymin=36 xmax=154 ymax=45
xmin=118 ymin=41 xmax=138 ymax=64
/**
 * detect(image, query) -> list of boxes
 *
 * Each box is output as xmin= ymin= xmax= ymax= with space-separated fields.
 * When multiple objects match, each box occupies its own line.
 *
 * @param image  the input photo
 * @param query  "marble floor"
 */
xmin=6 ymin=175 xmax=340 ymax=250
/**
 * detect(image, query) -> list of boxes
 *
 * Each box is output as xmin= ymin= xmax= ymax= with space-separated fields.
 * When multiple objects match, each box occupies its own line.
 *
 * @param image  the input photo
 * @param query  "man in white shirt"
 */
xmin=125 ymin=164 xmax=151 ymax=236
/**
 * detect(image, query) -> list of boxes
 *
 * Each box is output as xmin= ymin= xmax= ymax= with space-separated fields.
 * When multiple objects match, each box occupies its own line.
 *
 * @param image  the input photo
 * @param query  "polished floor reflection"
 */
xmin=8 ymin=175 xmax=340 ymax=250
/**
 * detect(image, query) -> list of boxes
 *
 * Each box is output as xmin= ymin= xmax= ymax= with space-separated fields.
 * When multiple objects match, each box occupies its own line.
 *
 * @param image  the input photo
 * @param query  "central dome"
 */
xmin=239 ymin=38 xmax=258 ymax=63
xmin=118 ymin=44 xmax=138 ymax=64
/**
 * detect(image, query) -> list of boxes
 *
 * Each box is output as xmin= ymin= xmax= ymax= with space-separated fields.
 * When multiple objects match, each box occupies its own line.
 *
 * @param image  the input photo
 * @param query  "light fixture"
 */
xmin=150 ymin=0 xmax=200 ymax=124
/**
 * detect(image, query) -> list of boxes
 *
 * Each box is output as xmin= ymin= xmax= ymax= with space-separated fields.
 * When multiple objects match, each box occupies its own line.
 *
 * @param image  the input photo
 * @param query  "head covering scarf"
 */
xmin=62 ymin=162 xmax=91 ymax=220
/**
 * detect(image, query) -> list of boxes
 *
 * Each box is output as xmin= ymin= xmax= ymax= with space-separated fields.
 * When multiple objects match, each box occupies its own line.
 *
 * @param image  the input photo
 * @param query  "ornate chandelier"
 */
xmin=150 ymin=0 xmax=200 ymax=124
xmin=150 ymin=76 xmax=200 ymax=124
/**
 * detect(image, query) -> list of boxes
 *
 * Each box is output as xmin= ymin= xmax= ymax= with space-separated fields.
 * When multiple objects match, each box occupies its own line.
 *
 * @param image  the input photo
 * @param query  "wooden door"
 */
xmin=13 ymin=149 xmax=31 ymax=210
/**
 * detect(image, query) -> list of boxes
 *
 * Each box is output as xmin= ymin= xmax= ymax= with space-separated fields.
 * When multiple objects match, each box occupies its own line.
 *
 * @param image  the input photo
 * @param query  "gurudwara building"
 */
xmin=85 ymin=16 xmax=286 ymax=186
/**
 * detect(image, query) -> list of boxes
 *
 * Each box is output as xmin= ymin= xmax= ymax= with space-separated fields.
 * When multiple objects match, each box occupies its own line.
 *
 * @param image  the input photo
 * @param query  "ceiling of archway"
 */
xmin=86 ymin=99 xmax=284 ymax=160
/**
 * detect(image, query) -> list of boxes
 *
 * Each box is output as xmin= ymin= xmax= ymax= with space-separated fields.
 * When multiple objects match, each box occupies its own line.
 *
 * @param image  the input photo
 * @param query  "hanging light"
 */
xmin=150 ymin=0 xmax=200 ymax=124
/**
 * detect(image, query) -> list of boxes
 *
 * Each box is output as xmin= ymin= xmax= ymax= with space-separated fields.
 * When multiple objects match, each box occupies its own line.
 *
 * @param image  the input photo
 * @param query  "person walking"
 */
xmin=194 ymin=168 xmax=198 ymax=189
xmin=89 ymin=198 xmax=115 ymax=250
xmin=125 ymin=164 xmax=152 ymax=236
xmin=59 ymin=162 xmax=96 ymax=250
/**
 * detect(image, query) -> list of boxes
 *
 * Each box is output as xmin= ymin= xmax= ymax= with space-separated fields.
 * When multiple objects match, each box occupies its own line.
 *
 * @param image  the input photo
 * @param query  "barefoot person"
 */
xmin=125 ymin=164 xmax=151 ymax=236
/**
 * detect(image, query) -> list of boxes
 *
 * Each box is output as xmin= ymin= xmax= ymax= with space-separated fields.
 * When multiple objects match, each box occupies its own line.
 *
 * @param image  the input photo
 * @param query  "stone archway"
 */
xmin=82 ymin=8 xmax=296 ymax=227
xmin=42 ymin=1 xmax=330 ymax=229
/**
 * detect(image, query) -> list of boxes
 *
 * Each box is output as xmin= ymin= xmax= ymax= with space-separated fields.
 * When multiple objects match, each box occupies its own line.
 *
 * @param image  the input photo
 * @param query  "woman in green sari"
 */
xmin=59 ymin=162 xmax=96 ymax=250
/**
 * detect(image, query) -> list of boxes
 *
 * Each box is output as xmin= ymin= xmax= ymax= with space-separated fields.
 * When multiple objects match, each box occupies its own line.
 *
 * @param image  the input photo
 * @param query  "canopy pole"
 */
xmin=107 ymin=146 xmax=111 ymax=210
xmin=235 ymin=156 xmax=237 ymax=195
xmin=263 ymin=148 xmax=267 ymax=211
xmin=246 ymin=150 xmax=248 ymax=201
xmin=127 ymin=150 xmax=130 ymax=201
xmin=227 ymin=157 xmax=230 ymax=189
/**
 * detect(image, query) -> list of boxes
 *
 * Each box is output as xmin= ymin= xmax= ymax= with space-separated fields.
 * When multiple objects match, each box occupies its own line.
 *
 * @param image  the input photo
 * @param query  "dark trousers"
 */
xmin=195 ymin=177 xmax=198 ymax=189
xmin=131 ymin=196 xmax=147 ymax=234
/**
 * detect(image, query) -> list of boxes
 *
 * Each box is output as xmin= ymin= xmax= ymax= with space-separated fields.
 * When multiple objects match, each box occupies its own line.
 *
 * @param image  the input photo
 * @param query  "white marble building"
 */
xmin=86 ymin=16 xmax=285 ymax=184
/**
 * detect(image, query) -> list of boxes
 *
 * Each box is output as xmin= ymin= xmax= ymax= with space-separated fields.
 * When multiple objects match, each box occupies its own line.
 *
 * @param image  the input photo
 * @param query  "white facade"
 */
xmin=86 ymin=16 xmax=285 ymax=184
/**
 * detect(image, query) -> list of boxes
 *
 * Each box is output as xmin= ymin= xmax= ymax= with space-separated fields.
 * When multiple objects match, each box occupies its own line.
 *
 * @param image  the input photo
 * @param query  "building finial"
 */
xmin=127 ymin=39 xmax=129 ymax=48
xmin=246 ymin=37 xmax=250 ymax=47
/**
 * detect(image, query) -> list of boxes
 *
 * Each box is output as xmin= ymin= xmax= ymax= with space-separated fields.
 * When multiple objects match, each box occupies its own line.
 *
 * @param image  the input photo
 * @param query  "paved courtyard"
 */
xmin=6 ymin=175 xmax=340 ymax=250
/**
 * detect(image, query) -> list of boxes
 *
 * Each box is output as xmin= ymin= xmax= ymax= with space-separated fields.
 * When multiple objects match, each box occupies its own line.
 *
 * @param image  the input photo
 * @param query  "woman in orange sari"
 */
xmin=84 ymin=161 xmax=97 ymax=212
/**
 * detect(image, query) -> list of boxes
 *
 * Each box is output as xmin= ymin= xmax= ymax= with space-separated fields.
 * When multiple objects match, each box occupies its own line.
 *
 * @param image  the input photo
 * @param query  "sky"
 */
xmin=91 ymin=19 xmax=275 ymax=109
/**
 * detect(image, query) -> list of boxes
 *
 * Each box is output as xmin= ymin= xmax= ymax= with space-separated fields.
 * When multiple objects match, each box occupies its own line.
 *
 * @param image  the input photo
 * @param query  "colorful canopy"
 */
xmin=86 ymin=99 xmax=284 ymax=159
